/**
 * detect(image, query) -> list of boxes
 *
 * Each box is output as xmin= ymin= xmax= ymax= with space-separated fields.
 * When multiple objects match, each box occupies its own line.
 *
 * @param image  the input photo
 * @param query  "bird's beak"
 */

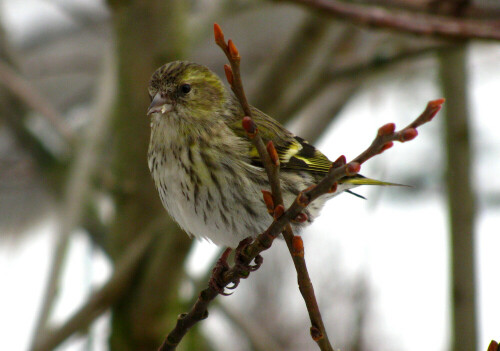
xmin=147 ymin=93 xmax=173 ymax=116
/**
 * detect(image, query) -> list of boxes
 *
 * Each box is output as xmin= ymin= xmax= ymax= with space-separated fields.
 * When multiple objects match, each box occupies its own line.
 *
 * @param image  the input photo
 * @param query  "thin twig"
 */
xmin=214 ymin=24 xmax=283 ymax=200
xmin=0 ymin=60 xmax=74 ymax=143
xmin=216 ymin=301 xmax=286 ymax=351
xmin=280 ymin=0 xmax=500 ymax=41
xmin=350 ymin=0 xmax=500 ymax=19
xmin=250 ymin=13 xmax=331 ymax=115
xmin=31 ymin=231 xmax=156 ymax=351
xmin=215 ymin=24 xmax=334 ymax=350
xmin=28 ymin=46 xmax=117 ymax=351
xmin=281 ymin=42 xmax=451 ymax=120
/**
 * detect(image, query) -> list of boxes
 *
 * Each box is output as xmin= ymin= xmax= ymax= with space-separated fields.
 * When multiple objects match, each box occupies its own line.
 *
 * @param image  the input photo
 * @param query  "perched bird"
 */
xmin=147 ymin=61 xmax=395 ymax=248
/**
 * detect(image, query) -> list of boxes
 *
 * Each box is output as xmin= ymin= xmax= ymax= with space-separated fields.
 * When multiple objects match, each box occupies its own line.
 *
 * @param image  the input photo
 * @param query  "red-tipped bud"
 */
xmin=310 ymin=326 xmax=323 ymax=341
xmin=224 ymin=64 xmax=233 ymax=86
xmin=379 ymin=141 xmax=393 ymax=154
xmin=426 ymin=99 xmax=445 ymax=121
xmin=487 ymin=340 xmax=498 ymax=351
xmin=292 ymin=236 xmax=304 ymax=257
xmin=346 ymin=162 xmax=360 ymax=175
xmin=328 ymin=182 xmax=338 ymax=193
xmin=213 ymin=23 xmax=225 ymax=47
xmin=261 ymin=190 xmax=274 ymax=214
xmin=378 ymin=123 xmax=396 ymax=136
xmin=331 ymin=155 xmax=346 ymax=169
xmin=273 ymin=204 xmax=284 ymax=219
xmin=400 ymin=128 xmax=418 ymax=142
xmin=429 ymin=98 xmax=445 ymax=111
xmin=294 ymin=213 xmax=308 ymax=223
xmin=297 ymin=191 xmax=310 ymax=207
xmin=242 ymin=116 xmax=257 ymax=137
xmin=228 ymin=40 xmax=240 ymax=60
xmin=267 ymin=141 xmax=280 ymax=166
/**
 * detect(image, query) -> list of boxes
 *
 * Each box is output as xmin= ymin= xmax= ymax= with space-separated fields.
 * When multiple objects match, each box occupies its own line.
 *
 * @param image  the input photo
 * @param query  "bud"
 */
xmin=242 ymin=116 xmax=257 ymax=137
xmin=213 ymin=23 xmax=225 ymax=47
xmin=261 ymin=190 xmax=274 ymax=214
xmin=267 ymin=141 xmax=280 ymax=166
xmin=328 ymin=182 xmax=338 ymax=193
xmin=378 ymin=123 xmax=396 ymax=136
xmin=331 ymin=155 xmax=346 ymax=169
xmin=228 ymin=40 xmax=240 ymax=60
xmin=379 ymin=141 xmax=393 ymax=153
xmin=273 ymin=204 xmax=284 ymax=219
xmin=224 ymin=64 xmax=233 ymax=86
xmin=346 ymin=162 xmax=360 ymax=175
xmin=294 ymin=213 xmax=308 ymax=223
xmin=401 ymin=128 xmax=418 ymax=142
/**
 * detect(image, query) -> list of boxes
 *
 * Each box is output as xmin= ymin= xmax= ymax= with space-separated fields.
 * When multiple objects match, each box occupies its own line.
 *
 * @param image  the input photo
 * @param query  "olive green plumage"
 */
xmin=147 ymin=61 xmax=394 ymax=247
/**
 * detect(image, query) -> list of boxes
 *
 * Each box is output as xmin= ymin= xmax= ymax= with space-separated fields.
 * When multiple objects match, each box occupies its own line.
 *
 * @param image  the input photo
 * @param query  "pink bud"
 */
xmin=378 ymin=123 xmax=396 ymax=136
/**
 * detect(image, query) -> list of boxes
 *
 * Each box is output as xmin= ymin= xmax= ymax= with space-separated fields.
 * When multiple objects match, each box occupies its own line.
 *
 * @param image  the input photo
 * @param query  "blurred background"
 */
xmin=0 ymin=0 xmax=499 ymax=350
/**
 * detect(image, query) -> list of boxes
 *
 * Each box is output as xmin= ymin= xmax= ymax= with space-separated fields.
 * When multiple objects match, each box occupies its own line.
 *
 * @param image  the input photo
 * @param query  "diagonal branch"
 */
xmin=0 ymin=60 xmax=74 ymax=144
xmin=280 ymin=0 xmax=500 ymax=41
xmin=31 ymin=230 xmax=156 ymax=351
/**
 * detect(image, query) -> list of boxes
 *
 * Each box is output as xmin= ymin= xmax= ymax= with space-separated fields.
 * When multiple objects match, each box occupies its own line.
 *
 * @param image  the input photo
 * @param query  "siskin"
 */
xmin=147 ymin=61 xmax=396 ymax=248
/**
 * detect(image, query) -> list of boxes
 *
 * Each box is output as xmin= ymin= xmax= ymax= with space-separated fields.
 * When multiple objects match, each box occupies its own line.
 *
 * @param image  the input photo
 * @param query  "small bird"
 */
xmin=147 ymin=61 xmax=395 ymax=248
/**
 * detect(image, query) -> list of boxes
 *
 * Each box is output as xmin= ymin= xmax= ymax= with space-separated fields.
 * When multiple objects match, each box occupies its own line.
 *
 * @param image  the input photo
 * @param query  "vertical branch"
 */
xmin=438 ymin=45 xmax=478 ymax=351
xmin=215 ymin=23 xmax=334 ymax=351
xmin=29 ymin=45 xmax=117 ymax=351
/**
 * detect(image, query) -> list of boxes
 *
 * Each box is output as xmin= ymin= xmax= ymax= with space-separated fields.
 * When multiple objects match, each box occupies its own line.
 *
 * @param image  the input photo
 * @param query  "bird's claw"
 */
xmin=209 ymin=238 xmax=264 ymax=295
xmin=234 ymin=237 xmax=263 ymax=272
xmin=209 ymin=248 xmax=232 ymax=295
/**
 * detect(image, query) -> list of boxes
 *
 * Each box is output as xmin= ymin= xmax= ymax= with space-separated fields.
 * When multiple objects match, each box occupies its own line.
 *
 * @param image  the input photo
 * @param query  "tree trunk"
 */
xmin=438 ymin=45 xmax=477 ymax=351
xmin=106 ymin=1 xmax=203 ymax=350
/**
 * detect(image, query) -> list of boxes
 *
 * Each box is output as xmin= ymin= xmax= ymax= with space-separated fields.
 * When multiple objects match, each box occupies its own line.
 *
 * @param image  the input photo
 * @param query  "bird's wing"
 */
xmin=226 ymin=104 xmax=404 ymax=188
xmin=226 ymin=105 xmax=332 ymax=175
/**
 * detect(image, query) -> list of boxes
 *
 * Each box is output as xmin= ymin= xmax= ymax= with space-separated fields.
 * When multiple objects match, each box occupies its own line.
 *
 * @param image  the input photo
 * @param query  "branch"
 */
xmin=215 ymin=301 xmax=286 ymax=351
xmin=32 ymin=231 xmax=156 ymax=351
xmin=0 ymin=60 xmax=74 ymax=144
xmin=349 ymin=0 xmax=500 ymax=19
xmin=215 ymin=23 xmax=334 ymax=350
xmin=280 ymin=0 xmax=500 ymax=41
xmin=29 ymin=47 xmax=117 ymax=351
xmin=278 ymin=31 xmax=450 ymax=123
xmin=157 ymin=24 xmax=444 ymax=351
xmin=249 ymin=13 xmax=331 ymax=116
xmin=273 ymin=99 xmax=444 ymax=229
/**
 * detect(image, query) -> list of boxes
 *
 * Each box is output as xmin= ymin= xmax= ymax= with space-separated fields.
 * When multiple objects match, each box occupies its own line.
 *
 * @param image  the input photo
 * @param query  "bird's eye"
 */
xmin=180 ymin=84 xmax=191 ymax=94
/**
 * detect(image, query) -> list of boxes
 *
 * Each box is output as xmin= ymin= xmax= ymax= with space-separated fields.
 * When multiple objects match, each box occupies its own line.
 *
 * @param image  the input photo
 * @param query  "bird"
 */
xmin=147 ymin=61 xmax=397 ymax=248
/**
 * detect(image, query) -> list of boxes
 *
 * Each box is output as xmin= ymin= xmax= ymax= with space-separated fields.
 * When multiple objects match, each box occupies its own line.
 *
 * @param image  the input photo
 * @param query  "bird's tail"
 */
xmin=339 ymin=174 xmax=407 ymax=187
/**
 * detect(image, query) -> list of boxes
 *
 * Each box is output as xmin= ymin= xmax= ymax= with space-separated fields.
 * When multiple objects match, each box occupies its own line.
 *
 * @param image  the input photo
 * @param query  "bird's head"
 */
xmin=147 ymin=61 xmax=227 ymax=121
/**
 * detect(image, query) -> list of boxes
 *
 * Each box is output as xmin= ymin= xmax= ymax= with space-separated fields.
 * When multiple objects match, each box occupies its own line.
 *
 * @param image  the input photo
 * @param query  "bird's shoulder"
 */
xmin=224 ymin=103 xmax=332 ymax=175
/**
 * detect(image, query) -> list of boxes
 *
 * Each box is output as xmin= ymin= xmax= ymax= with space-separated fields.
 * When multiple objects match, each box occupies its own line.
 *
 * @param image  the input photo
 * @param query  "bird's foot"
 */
xmin=234 ymin=237 xmax=263 ymax=272
xmin=209 ymin=248 xmax=232 ymax=296
xmin=225 ymin=238 xmax=264 ymax=292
